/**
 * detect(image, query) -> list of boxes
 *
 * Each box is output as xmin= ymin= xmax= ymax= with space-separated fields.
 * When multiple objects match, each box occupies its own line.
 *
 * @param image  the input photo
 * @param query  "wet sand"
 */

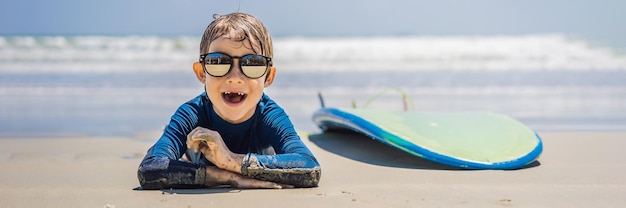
xmin=0 ymin=131 xmax=625 ymax=207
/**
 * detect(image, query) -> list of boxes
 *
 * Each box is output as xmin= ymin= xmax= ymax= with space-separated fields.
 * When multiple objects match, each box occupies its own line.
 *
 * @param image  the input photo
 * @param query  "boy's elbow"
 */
xmin=291 ymin=161 xmax=321 ymax=188
xmin=300 ymin=166 xmax=321 ymax=188
xmin=137 ymin=157 xmax=170 ymax=190
xmin=137 ymin=169 xmax=161 ymax=190
xmin=292 ymin=156 xmax=322 ymax=187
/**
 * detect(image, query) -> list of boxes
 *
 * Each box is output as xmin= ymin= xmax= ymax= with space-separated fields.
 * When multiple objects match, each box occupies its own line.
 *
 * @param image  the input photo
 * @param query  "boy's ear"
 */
xmin=193 ymin=62 xmax=206 ymax=83
xmin=264 ymin=66 xmax=276 ymax=87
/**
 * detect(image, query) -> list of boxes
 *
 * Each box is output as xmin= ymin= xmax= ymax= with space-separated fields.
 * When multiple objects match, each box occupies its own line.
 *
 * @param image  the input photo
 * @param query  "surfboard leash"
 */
xmin=361 ymin=88 xmax=415 ymax=111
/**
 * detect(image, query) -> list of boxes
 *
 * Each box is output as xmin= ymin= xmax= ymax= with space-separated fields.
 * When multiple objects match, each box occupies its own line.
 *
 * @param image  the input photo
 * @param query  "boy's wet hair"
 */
xmin=200 ymin=12 xmax=273 ymax=58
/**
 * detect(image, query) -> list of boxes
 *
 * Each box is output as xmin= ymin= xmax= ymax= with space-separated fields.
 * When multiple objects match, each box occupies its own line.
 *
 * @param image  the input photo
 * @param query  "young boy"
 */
xmin=137 ymin=12 xmax=321 ymax=189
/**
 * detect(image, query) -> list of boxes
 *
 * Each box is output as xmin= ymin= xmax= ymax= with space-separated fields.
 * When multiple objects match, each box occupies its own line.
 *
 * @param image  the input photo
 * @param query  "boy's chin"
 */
xmin=216 ymin=105 xmax=253 ymax=123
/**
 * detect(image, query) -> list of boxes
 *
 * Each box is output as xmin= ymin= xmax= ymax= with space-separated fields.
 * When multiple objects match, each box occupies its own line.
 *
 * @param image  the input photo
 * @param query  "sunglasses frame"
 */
xmin=199 ymin=52 xmax=272 ymax=79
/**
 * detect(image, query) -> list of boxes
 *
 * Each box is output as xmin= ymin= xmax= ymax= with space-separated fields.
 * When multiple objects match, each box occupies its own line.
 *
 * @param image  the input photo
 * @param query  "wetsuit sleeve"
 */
xmin=240 ymin=103 xmax=321 ymax=187
xmin=137 ymin=102 xmax=206 ymax=189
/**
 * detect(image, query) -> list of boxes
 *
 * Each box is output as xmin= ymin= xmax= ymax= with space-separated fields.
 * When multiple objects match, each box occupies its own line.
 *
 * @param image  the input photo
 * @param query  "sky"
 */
xmin=1 ymin=0 xmax=625 ymax=48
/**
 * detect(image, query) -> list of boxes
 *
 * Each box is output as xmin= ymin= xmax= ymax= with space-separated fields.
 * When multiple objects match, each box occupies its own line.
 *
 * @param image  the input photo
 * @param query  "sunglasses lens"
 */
xmin=242 ymin=66 xmax=267 ymax=78
xmin=241 ymin=55 xmax=269 ymax=78
xmin=205 ymin=64 xmax=230 ymax=77
xmin=204 ymin=53 xmax=231 ymax=76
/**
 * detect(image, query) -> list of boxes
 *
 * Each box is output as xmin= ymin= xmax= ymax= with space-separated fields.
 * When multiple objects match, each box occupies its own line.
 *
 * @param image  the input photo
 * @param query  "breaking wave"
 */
xmin=0 ymin=34 xmax=624 ymax=73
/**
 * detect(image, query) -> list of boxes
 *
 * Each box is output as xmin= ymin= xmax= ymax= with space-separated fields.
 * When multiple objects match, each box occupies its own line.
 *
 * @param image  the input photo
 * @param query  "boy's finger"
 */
xmin=186 ymin=140 xmax=205 ymax=152
xmin=255 ymin=181 xmax=283 ymax=189
xmin=236 ymin=179 xmax=282 ymax=189
xmin=192 ymin=137 xmax=207 ymax=141
xmin=278 ymin=183 xmax=295 ymax=189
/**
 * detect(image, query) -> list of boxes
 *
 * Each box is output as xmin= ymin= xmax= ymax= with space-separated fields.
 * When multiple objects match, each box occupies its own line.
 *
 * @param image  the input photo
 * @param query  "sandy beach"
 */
xmin=0 ymin=131 xmax=624 ymax=207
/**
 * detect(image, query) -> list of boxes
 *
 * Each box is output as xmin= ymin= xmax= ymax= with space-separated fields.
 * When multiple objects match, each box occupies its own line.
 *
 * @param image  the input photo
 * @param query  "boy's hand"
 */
xmin=187 ymin=127 xmax=243 ymax=173
xmin=189 ymin=127 xmax=297 ymax=189
xmin=204 ymin=166 xmax=294 ymax=189
xmin=230 ymin=173 xmax=294 ymax=189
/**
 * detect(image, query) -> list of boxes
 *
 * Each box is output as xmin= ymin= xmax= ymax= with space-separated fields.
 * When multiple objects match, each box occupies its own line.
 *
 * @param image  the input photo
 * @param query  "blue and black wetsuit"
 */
xmin=137 ymin=93 xmax=321 ymax=189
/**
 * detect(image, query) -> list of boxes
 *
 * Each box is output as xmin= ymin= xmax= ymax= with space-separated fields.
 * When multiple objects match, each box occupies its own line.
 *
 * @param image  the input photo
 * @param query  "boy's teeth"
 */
xmin=224 ymin=92 xmax=244 ymax=96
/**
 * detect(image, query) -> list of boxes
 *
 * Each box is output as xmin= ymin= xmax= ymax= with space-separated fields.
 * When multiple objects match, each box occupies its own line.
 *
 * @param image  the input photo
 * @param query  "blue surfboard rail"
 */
xmin=313 ymin=107 xmax=543 ymax=170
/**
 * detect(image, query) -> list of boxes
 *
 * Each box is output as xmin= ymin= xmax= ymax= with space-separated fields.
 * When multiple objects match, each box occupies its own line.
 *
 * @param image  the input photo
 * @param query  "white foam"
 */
xmin=274 ymin=34 xmax=626 ymax=71
xmin=0 ymin=34 xmax=625 ymax=73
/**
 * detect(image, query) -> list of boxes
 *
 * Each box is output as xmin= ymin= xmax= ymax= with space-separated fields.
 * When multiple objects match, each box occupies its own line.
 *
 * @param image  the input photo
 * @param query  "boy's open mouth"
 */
xmin=222 ymin=91 xmax=247 ymax=104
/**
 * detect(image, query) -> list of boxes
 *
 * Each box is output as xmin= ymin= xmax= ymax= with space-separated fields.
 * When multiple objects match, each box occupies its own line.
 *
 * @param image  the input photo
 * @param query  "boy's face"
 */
xmin=193 ymin=37 xmax=275 ymax=124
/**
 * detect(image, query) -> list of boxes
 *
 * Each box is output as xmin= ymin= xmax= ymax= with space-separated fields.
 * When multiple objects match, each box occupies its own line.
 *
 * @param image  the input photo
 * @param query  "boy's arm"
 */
xmin=137 ymin=101 xmax=203 ymax=189
xmin=238 ymin=101 xmax=321 ymax=187
xmin=240 ymin=131 xmax=321 ymax=188
xmin=137 ymin=155 xmax=205 ymax=189
xmin=241 ymin=151 xmax=321 ymax=188
xmin=188 ymin=126 xmax=320 ymax=188
xmin=137 ymin=155 xmax=284 ymax=189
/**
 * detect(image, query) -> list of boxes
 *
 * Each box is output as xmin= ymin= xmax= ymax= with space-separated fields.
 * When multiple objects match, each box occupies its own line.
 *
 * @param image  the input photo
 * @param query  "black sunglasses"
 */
xmin=199 ymin=52 xmax=272 ymax=79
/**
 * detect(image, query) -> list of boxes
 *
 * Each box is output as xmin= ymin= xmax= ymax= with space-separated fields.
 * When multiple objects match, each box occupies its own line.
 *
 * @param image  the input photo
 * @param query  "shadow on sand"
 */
xmin=133 ymin=186 xmax=241 ymax=194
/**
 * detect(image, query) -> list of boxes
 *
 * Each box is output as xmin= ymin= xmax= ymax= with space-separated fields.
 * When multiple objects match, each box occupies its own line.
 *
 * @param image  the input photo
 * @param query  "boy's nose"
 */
xmin=225 ymin=59 xmax=245 ymax=83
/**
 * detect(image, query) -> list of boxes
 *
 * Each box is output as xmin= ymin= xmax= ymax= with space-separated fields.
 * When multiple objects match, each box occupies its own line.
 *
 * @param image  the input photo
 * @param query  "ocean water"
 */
xmin=1 ymin=34 xmax=625 ymax=137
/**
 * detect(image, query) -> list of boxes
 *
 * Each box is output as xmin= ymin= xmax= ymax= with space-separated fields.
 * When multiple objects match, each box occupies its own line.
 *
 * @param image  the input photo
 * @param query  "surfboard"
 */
xmin=312 ymin=107 xmax=543 ymax=169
